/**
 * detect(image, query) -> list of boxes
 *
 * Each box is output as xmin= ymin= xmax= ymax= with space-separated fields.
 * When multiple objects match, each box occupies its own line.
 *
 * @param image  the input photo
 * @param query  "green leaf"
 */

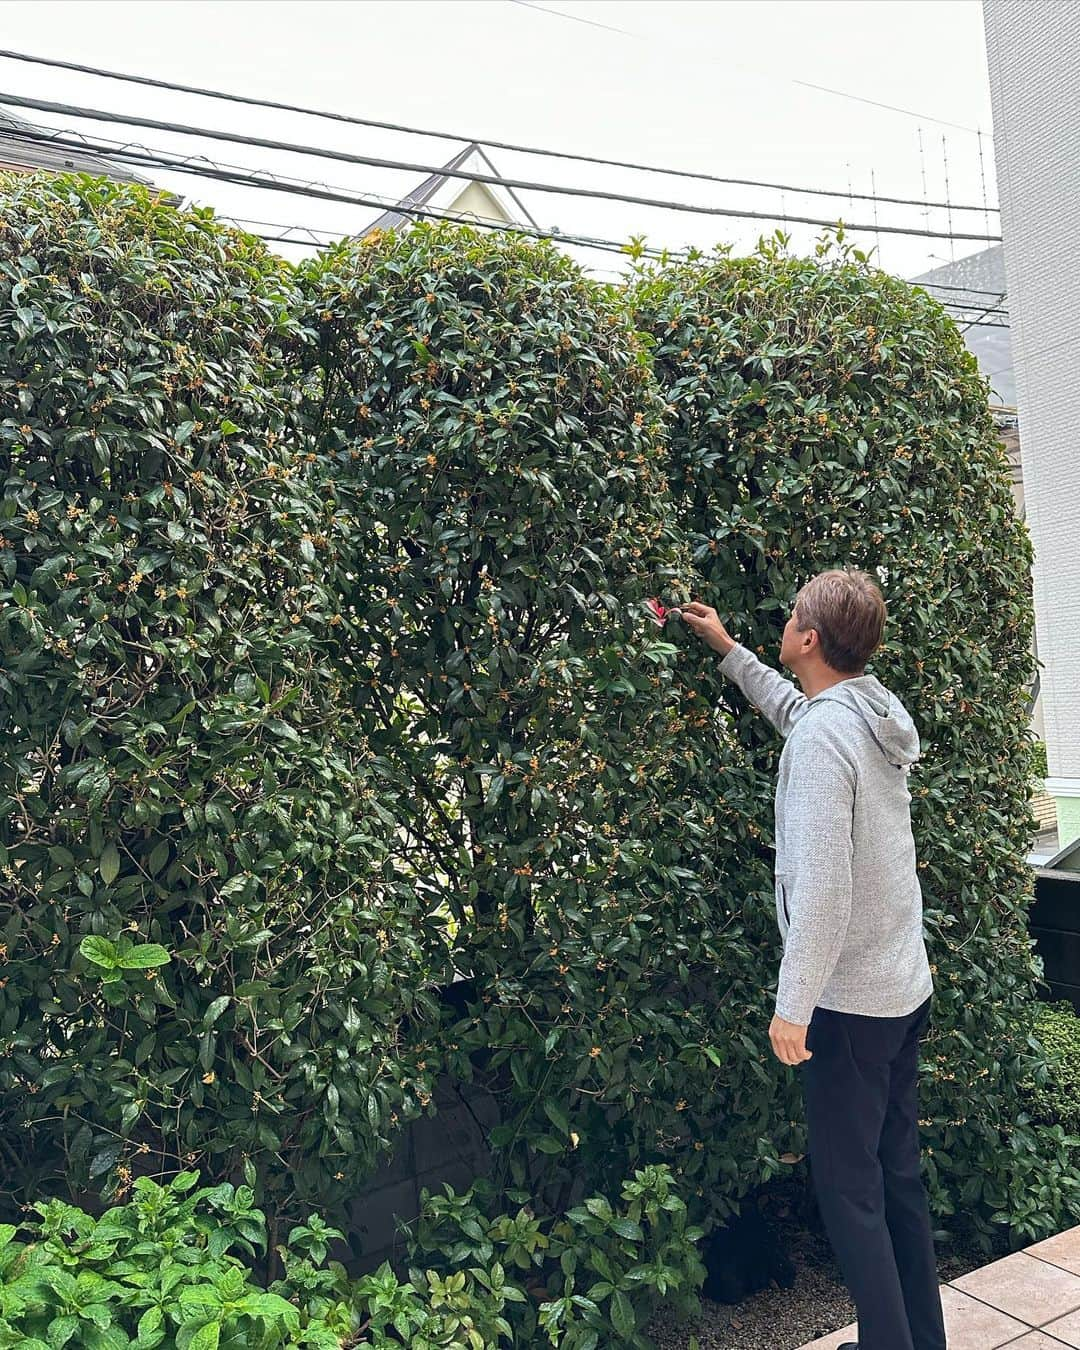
xmin=610 ymin=1289 xmax=635 ymax=1339
xmin=136 ymin=1306 xmax=164 ymax=1346
xmin=80 ymin=936 xmax=118 ymax=970
xmin=47 ymin=1316 xmax=79 ymax=1350
xmin=89 ymin=1143 xmax=122 ymax=1179
xmin=117 ymin=944 xmax=171 ymax=970
xmin=181 ymin=1324 xmax=220 ymax=1350
xmin=147 ymin=840 xmax=170 ymax=875
xmin=543 ymin=1100 xmax=570 ymax=1136
xmin=98 ymin=842 xmax=121 ymax=885
xmin=203 ymin=995 xmax=231 ymax=1026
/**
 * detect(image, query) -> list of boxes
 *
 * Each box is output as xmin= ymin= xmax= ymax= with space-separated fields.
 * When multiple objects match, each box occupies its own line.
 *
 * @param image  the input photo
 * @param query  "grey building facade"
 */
xmin=984 ymin=0 xmax=1080 ymax=846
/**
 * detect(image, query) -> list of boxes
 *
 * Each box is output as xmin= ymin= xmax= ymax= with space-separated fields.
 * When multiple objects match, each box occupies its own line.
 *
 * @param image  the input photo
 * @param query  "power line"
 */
xmin=913 ymin=279 xmax=1006 ymax=298
xmin=946 ymin=300 xmax=1009 ymax=315
xmin=946 ymin=318 xmax=1010 ymax=330
xmin=950 ymin=313 xmax=1010 ymax=326
xmin=3 ymin=127 xmax=1013 ymax=329
xmin=2 ymin=122 xmax=687 ymax=264
xmin=241 ymin=214 xmax=1009 ymax=331
xmin=938 ymin=294 xmax=1009 ymax=317
xmin=221 ymin=215 xmax=340 ymax=247
xmin=3 ymin=125 xmax=1014 ymax=330
xmin=0 ymin=47 xmax=999 ymax=216
xmin=0 ymin=93 xmax=1004 ymax=245
xmin=509 ymin=1 xmax=992 ymax=138
xmin=182 ymin=216 xmax=1012 ymax=323
xmin=958 ymin=294 xmax=1009 ymax=332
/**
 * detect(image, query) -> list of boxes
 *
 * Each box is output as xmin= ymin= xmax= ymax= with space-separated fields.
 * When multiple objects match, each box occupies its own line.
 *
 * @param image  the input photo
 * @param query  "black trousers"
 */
xmin=801 ymin=994 xmax=947 ymax=1350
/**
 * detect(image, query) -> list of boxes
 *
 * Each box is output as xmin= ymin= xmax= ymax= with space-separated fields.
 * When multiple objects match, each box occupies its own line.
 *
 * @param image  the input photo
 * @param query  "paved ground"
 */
xmin=797 ymin=1224 xmax=1080 ymax=1348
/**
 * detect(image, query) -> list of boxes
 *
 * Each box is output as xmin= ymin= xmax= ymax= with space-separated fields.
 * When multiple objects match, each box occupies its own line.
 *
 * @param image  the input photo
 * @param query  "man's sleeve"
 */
xmin=774 ymin=722 xmax=856 ymax=1027
xmin=718 ymin=642 xmax=810 ymax=738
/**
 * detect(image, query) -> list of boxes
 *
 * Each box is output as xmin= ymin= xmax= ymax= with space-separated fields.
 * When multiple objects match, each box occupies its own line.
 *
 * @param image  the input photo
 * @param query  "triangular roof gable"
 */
xmin=363 ymin=142 xmax=539 ymax=235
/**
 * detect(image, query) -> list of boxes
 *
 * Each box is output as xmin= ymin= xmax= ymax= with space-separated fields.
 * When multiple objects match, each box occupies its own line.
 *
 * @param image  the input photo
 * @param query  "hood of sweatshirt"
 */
xmin=811 ymin=674 xmax=921 ymax=769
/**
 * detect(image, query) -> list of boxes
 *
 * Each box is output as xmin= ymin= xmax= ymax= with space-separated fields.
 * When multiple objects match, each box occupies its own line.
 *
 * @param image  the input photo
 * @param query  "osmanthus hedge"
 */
xmin=298 ymin=224 xmax=769 ymax=1217
xmin=0 ymin=175 xmax=441 ymax=1226
xmin=1 ymin=175 xmax=1072 ymax=1264
xmin=630 ymin=233 xmax=1080 ymax=1245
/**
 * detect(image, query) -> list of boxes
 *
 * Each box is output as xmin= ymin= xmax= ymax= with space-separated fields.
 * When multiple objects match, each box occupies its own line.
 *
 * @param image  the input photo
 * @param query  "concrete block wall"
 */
xmin=984 ymin=0 xmax=1080 ymax=846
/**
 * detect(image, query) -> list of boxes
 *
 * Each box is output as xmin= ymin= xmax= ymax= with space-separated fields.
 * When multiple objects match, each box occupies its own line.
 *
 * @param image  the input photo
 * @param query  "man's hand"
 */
xmin=679 ymin=601 xmax=736 ymax=657
xmin=769 ymin=1013 xmax=813 ymax=1066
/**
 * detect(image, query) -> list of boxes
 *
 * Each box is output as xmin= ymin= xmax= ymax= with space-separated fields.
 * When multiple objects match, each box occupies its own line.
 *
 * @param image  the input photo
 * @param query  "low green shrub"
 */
xmin=0 ymin=1172 xmax=347 ymax=1349
xmin=0 ymin=1166 xmax=703 ymax=1349
xmin=405 ymin=1163 xmax=704 ymax=1348
xmin=1017 ymin=1000 xmax=1080 ymax=1136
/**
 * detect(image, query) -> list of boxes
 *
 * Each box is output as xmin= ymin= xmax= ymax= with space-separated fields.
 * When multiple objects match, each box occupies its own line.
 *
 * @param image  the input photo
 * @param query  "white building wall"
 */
xmin=984 ymin=0 xmax=1080 ymax=845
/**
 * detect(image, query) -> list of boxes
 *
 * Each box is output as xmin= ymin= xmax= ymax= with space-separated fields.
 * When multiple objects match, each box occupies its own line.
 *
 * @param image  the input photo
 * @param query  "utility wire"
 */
xmin=217 ymin=216 xmax=1012 ymax=320
xmin=912 ymin=279 xmax=1007 ymax=298
xmin=958 ymin=295 xmax=1009 ymax=332
xmin=0 ymin=47 xmax=999 ymax=216
xmin=941 ymin=297 xmax=1009 ymax=317
xmin=4 ymin=126 xmax=1013 ymax=328
xmin=3 ymin=129 xmax=1012 ymax=327
xmin=2 ymin=122 xmax=688 ymax=264
xmin=943 ymin=318 xmax=1009 ymax=330
xmin=0 ymin=93 xmax=1004 ymax=245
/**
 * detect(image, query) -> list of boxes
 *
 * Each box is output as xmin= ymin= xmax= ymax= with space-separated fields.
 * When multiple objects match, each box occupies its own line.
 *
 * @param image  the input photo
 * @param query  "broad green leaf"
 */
xmin=117 ymin=944 xmax=171 ymax=970
xmin=79 ymin=936 xmax=118 ymax=970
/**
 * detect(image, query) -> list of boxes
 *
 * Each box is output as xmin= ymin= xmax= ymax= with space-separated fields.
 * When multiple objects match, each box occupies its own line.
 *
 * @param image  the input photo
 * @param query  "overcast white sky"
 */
xmin=0 ymin=0 xmax=999 ymax=281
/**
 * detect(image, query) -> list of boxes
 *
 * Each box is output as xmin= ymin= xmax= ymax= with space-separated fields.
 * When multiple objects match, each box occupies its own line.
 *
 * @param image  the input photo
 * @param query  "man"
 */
xmin=680 ymin=568 xmax=947 ymax=1350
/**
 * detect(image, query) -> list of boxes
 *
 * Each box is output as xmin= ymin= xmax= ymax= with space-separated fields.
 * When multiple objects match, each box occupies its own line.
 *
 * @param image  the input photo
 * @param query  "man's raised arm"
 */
xmin=718 ymin=643 xmax=810 ymax=739
xmin=679 ymin=602 xmax=809 ymax=738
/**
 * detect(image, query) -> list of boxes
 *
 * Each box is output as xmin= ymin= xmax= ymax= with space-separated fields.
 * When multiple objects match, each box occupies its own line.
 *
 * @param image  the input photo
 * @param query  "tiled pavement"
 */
xmin=798 ymin=1224 xmax=1080 ymax=1349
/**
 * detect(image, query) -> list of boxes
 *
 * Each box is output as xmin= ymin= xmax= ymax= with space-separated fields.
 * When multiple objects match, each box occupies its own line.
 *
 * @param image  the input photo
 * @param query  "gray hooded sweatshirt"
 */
xmin=719 ymin=643 xmax=935 ymax=1026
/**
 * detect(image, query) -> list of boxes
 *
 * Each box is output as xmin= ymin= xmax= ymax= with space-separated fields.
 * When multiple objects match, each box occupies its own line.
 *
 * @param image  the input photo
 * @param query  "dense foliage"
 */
xmin=630 ymin=233 xmax=1079 ymax=1245
xmin=298 ymin=224 xmax=763 ymax=1216
xmin=1 ymin=174 xmax=1074 ymax=1286
xmin=0 ymin=176 xmax=440 ymax=1227
xmin=1019 ymin=1001 xmax=1080 ymax=1139
xmin=0 ymin=1165 xmax=702 ymax=1349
